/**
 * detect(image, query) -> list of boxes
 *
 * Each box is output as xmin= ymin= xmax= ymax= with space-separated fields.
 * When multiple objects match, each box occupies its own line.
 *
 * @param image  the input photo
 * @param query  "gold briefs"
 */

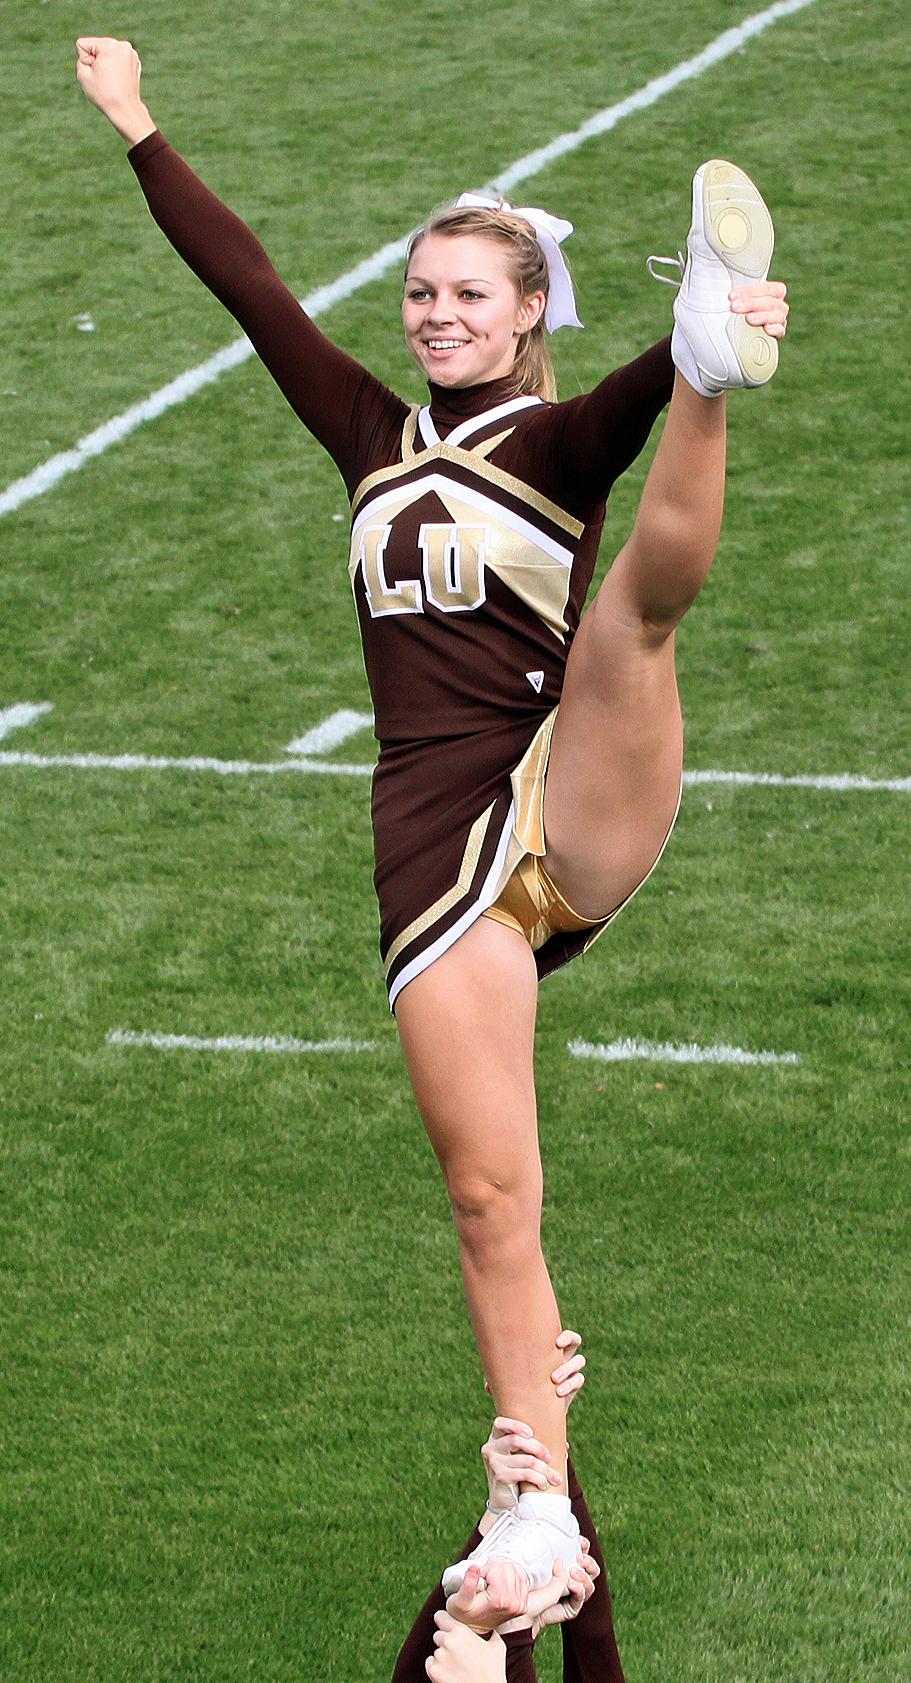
xmin=481 ymin=703 xmax=682 ymax=957
xmin=481 ymin=705 xmax=601 ymax=951
xmin=484 ymin=852 xmax=600 ymax=950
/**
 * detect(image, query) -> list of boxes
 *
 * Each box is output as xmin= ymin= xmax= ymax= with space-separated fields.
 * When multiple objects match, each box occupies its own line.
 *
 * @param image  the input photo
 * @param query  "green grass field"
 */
xmin=2 ymin=2 xmax=909 ymax=1679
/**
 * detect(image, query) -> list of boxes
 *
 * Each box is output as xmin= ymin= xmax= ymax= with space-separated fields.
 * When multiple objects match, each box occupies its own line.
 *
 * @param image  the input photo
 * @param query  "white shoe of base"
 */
xmin=441 ymin=1494 xmax=581 ymax=1597
xmin=670 ymin=158 xmax=778 ymax=395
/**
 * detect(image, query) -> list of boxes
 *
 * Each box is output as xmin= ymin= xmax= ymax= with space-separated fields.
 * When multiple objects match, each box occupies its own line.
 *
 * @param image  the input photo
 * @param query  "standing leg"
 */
xmin=396 ymin=916 xmax=571 ymax=1496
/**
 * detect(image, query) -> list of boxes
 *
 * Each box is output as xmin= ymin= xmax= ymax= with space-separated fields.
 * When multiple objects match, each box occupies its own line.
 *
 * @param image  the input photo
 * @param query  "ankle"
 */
xmin=516 ymin=1490 xmax=575 ymax=1522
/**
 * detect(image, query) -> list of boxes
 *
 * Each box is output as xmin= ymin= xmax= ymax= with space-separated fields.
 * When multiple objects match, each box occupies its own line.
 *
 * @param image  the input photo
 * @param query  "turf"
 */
xmin=1 ymin=2 xmax=909 ymax=1679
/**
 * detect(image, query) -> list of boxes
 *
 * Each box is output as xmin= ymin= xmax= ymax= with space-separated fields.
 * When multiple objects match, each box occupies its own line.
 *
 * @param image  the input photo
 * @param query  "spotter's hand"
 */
xmin=445 ymin=1560 xmax=529 ymax=1637
xmin=426 ymin=1611 xmax=506 ymax=1682
xmin=483 ymin=1419 xmax=563 ymax=1505
xmin=530 ymin=1537 xmax=600 ymax=1635
xmin=482 ymin=1330 xmax=586 ymax=1510
xmin=498 ymin=1543 xmax=600 ymax=1639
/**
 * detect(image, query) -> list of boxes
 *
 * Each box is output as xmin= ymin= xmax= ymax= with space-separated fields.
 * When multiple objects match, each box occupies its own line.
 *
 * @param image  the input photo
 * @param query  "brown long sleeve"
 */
xmin=126 ymin=130 xmax=407 ymax=494
xmin=561 ymin=1455 xmax=626 ymax=1683
xmin=520 ymin=336 xmax=676 ymax=521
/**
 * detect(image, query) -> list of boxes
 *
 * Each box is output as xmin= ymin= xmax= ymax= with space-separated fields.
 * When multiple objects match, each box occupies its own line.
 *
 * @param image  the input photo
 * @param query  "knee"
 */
xmin=446 ymin=1165 xmax=543 ymax=1258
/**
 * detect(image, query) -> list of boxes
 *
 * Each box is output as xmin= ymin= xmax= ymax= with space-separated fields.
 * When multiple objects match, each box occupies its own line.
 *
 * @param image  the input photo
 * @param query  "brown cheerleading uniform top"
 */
xmin=127 ymin=131 xmax=675 ymax=1008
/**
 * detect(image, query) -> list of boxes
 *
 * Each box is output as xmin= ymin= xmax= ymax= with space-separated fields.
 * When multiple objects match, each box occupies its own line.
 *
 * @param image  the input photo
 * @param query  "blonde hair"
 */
xmin=405 ymin=204 xmax=558 ymax=403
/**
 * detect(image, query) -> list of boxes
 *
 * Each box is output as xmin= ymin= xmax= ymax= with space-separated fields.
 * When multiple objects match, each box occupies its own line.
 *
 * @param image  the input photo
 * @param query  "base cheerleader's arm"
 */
xmin=74 ymin=37 xmax=406 ymax=491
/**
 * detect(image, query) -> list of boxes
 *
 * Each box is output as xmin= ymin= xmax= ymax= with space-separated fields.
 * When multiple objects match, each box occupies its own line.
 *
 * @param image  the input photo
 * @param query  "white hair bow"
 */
xmin=455 ymin=193 xmax=583 ymax=333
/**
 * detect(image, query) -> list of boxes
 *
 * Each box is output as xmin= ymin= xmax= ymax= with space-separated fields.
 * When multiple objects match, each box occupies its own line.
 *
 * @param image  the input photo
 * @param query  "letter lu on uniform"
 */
xmin=358 ymin=522 xmax=488 ymax=617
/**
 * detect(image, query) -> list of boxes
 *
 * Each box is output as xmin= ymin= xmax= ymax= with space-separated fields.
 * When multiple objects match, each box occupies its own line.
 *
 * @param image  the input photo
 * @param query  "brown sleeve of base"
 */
xmin=562 ymin=1451 xmax=627 ymax=1683
xmin=390 ymin=1523 xmax=483 ymax=1682
xmin=389 ymin=1521 xmax=539 ymax=1683
xmin=125 ymin=131 xmax=406 ymax=493
xmin=504 ymin=1626 xmax=539 ymax=1681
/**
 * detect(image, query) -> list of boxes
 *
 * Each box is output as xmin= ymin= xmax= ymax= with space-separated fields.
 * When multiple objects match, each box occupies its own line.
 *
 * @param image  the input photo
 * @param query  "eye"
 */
xmin=407 ymin=287 xmax=430 ymax=301
xmin=460 ymin=290 xmax=483 ymax=301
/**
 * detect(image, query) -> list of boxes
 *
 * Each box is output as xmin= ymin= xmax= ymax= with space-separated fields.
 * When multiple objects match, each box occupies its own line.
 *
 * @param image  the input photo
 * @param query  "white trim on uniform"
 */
xmin=445 ymin=396 xmax=544 ymax=449
xmin=350 ymin=471 xmax=575 ymax=568
xmin=418 ymin=407 xmax=441 ymax=449
xmin=387 ymin=799 xmax=517 ymax=1011
xmin=416 ymin=395 xmax=543 ymax=450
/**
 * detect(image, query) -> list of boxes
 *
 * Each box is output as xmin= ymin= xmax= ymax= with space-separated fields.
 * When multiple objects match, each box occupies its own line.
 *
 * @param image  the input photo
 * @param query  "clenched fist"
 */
xmin=75 ymin=37 xmax=155 ymax=145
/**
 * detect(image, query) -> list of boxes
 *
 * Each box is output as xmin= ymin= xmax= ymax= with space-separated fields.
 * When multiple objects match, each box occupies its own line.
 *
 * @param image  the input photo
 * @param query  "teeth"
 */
xmin=428 ymin=340 xmax=466 ymax=350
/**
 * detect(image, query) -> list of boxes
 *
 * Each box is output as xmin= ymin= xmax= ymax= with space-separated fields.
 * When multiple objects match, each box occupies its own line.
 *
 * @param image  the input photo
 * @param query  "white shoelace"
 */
xmin=476 ymin=1508 xmax=517 ymax=1556
xmin=646 ymin=251 xmax=686 ymax=286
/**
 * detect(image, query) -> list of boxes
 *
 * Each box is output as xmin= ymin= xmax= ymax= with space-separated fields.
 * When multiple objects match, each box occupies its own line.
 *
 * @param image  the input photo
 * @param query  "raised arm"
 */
xmin=74 ymin=38 xmax=407 ymax=491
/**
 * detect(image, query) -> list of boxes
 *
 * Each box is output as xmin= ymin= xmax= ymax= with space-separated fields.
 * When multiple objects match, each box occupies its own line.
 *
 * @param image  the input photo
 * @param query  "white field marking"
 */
xmin=569 ymin=1038 xmax=801 ymax=1067
xmin=0 ymin=0 xmax=819 ymax=521
xmin=284 ymin=710 xmax=374 ymax=756
xmin=685 ymin=770 xmax=911 ymax=793
xmin=494 ymin=0 xmax=818 ymax=195
xmin=0 ymin=749 xmax=907 ymax=792
xmin=0 ymin=702 xmax=53 ymax=741
xmin=108 ymin=1029 xmax=376 ymax=1054
xmin=0 ymin=749 xmax=372 ymax=776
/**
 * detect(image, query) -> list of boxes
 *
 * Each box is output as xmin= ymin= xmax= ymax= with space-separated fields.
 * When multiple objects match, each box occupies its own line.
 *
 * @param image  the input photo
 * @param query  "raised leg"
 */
xmin=395 ymin=915 xmax=570 ymax=1494
xmin=542 ymin=373 xmax=726 ymax=913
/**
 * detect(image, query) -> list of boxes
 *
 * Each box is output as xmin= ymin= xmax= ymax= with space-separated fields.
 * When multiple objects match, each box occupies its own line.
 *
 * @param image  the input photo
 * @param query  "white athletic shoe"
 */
xmin=647 ymin=158 xmax=778 ymax=396
xmin=441 ymin=1493 xmax=581 ymax=1597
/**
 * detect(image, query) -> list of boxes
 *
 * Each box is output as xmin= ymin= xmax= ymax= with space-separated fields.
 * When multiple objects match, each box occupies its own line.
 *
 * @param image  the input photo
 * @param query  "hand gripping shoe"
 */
xmin=648 ymin=159 xmax=778 ymax=395
xmin=441 ymin=1493 xmax=581 ymax=1597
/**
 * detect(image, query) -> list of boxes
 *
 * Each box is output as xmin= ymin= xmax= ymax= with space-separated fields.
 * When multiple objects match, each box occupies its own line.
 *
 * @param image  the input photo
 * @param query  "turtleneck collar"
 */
xmin=426 ymin=374 xmax=525 ymax=436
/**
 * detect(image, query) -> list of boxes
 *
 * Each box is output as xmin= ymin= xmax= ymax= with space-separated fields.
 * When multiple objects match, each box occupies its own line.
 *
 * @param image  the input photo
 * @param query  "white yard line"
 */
xmin=1 ymin=0 xmax=818 ymax=521
xmin=684 ymin=770 xmax=911 ymax=793
xmin=284 ymin=711 xmax=374 ymax=756
xmin=108 ymin=1029 xmax=376 ymax=1054
xmin=1 ymin=748 xmax=906 ymax=792
xmin=0 ymin=749 xmax=373 ymax=776
xmin=0 ymin=702 xmax=53 ymax=741
xmin=569 ymin=1038 xmax=801 ymax=1066
xmin=1 ymin=704 xmax=905 ymax=788
xmin=107 ymin=1029 xmax=796 ymax=1063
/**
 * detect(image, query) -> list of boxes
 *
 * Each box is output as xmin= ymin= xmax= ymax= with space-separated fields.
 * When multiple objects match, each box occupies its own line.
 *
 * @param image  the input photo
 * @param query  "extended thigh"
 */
xmin=395 ymin=915 xmax=541 ymax=1202
xmin=542 ymin=545 xmax=683 ymax=918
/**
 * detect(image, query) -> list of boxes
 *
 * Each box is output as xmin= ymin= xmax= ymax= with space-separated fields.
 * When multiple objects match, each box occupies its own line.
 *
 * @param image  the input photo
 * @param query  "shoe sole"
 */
xmin=699 ymin=158 xmax=778 ymax=387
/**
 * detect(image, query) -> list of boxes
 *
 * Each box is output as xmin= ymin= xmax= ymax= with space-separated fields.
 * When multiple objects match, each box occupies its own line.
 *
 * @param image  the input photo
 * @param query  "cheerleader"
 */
xmin=76 ymin=35 xmax=788 ymax=1615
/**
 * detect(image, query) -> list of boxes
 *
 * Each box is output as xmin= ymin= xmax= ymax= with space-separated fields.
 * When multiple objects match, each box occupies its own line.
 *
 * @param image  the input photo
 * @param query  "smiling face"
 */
xmin=403 ymin=231 xmax=545 ymax=388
